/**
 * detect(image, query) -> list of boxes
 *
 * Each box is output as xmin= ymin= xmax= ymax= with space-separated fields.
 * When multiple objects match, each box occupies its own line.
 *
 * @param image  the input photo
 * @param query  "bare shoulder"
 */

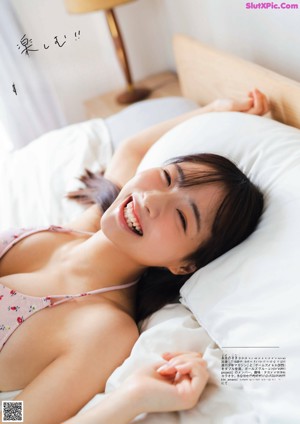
xmin=67 ymin=204 xmax=102 ymax=233
xmin=60 ymin=298 xmax=139 ymax=354
xmin=8 ymin=302 xmax=139 ymax=424
xmin=53 ymin=298 xmax=139 ymax=395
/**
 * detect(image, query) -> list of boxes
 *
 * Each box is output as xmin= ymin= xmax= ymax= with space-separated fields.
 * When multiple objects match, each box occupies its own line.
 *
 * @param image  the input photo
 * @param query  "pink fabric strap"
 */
xmin=48 ymin=280 xmax=138 ymax=307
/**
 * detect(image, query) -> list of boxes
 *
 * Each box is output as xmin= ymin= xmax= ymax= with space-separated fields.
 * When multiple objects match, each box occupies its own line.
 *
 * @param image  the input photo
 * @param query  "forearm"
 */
xmin=104 ymin=103 xmax=215 ymax=187
xmin=62 ymin=351 xmax=210 ymax=424
xmin=62 ymin=388 xmax=141 ymax=424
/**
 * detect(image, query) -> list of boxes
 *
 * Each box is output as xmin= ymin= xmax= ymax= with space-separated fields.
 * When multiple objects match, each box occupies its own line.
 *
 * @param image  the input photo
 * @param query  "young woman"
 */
xmin=0 ymin=89 xmax=269 ymax=424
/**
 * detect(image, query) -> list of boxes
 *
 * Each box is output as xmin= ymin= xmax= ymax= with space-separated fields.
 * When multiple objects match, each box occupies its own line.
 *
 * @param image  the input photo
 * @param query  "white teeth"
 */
xmin=124 ymin=201 xmax=143 ymax=235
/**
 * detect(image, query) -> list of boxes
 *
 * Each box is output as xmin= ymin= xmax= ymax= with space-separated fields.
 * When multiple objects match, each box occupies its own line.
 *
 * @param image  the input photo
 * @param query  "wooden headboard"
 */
xmin=173 ymin=34 xmax=300 ymax=129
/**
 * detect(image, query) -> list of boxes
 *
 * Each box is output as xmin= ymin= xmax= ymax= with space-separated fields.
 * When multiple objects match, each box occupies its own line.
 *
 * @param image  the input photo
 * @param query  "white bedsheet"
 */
xmin=0 ymin=119 xmax=112 ymax=230
xmin=78 ymin=304 xmax=257 ymax=424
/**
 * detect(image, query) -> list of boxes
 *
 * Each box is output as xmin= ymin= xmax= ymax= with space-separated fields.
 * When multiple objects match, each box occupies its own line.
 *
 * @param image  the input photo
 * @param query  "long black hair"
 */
xmin=68 ymin=153 xmax=264 ymax=322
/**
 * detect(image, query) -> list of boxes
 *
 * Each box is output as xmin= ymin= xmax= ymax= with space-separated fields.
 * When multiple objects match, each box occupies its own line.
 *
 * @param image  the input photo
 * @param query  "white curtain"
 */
xmin=0 ymin=0 xmax=67 ymax=150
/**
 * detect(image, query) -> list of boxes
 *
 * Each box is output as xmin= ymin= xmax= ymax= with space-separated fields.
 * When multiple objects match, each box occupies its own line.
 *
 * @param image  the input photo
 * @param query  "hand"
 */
xmin=120 ymin=352 xmax=209 ymax=415
xmin=63 ymin=352 xmax=209 ymax=424
xmin=211 ymin=88 xmax=269 ymax=116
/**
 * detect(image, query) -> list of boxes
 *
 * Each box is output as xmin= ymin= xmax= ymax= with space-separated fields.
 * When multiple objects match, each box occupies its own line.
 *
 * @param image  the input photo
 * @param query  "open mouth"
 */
xmin=123 ymin=198 xmax=143 ymax=236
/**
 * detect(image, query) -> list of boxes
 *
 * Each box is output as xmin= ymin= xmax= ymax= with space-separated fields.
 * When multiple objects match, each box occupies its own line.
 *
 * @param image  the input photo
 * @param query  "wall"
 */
xmin=162 ymin=0 xmax=300 ymax=83
xmin=11 ymin=0 xmax=300 ymax=124
xmin=12 ymin=0 xmax=168 ymax=124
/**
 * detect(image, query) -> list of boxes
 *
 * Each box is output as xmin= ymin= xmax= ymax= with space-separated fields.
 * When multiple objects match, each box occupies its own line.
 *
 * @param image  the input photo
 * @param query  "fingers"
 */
xmin=261 ymin=90 xmax=270 ymax=114
xmin=157 ymin=352 xmax=207 ymax=377
xmin=189 ymin=360 xmax=209 ymax=398
xmin=161 ymin=352 xmax=176 ymax=361
xmin=156 ymin=363 xmax=178 ymax=375
xmin=177 ymin=358 xmax=209 ymax=398
xmin=127 ymin=352 xmax=209 ymax=414
xmin=212 ymin=89 xmax=269 ymax=115
xmin=232 ymin=98 xmax=254 ymax=112
xmin=163 ymin=356 xmax=209 ymax=409
xmin=173 ymin=360 xmax=205 ymax=375
xmin=159 ymin=352 xmax=203 ymax=373
xmin=247 ymin=88 xmax=270 ymax=115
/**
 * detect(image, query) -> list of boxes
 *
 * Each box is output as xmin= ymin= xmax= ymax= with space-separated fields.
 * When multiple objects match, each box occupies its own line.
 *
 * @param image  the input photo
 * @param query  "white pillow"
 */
xmin=105 ymin=96 xmax=197 ymax=149
xmin=138 ymin=112 xmax=300 ymax=419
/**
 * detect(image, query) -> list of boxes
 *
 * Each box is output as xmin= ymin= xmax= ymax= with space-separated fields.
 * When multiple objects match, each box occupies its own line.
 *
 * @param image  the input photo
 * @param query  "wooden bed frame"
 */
xmin=173 ymin=34 xmax=300 ymax=129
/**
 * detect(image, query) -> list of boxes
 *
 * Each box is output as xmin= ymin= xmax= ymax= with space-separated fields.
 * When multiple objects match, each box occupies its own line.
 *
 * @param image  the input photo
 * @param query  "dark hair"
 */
xmin=67 ymin=169 xmax=120 ymax=212
xmin=68 ymin=154 xmax=264 ymax=322
xmin=170 ymin=154 xmax=264 ymax=269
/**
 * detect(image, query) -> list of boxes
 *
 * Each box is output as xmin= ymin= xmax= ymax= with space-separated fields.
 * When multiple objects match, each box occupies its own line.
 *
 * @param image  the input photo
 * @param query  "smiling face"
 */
xmin=101 ymin=162 xmax=226 ymax=274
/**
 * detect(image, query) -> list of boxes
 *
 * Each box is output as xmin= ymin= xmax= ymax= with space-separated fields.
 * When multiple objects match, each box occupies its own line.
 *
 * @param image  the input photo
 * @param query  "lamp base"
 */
xmin=116 ymin=87 xmax=151 ymax=104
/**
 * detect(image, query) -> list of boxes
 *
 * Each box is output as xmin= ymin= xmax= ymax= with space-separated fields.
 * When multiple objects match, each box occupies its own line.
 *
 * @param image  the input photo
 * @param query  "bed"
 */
xmin=1 ymin=34 xmax=300 ymax=423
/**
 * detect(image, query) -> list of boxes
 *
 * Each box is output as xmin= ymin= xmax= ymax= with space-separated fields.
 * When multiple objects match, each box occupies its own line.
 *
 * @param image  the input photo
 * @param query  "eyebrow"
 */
xmin=174 ymin=163 xmax=185 ymax=184
xmin=174 ymin=163 xmax=201 ymax=233
xmin=191 ymin=201 xmax=201 ymax=232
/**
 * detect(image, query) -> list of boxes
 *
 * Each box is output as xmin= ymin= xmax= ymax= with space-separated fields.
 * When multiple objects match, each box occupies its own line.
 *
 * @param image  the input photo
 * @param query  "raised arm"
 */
xmin=104 ymin=104 xmax=214 ymax=188
xmin=104 ymin=89 xmax=269 ymax=188
xmin=67 ymin=89 xmax=268 ymax=231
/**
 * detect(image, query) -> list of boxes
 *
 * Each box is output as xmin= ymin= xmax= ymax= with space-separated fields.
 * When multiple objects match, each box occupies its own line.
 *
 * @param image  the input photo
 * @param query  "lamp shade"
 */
xmin=65 ymin=0 xmax=136 ymax=13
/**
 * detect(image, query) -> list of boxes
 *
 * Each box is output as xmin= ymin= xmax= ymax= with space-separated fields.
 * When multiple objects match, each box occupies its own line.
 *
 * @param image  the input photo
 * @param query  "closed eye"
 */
xmin=163 ymin=169 xmax=171 ymax=186
xmin=177 ymin=209 xmax=187 ymax=232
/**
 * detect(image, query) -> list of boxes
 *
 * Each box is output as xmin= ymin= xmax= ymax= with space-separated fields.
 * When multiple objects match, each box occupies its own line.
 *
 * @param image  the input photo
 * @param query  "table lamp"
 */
xmin=64 ymin=0 xmax=151 ymax=104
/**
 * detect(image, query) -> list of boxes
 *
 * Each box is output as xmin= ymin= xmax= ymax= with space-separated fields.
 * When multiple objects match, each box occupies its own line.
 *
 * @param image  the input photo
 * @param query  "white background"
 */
xmin=11 ymin=0 xmax=300 ymax=123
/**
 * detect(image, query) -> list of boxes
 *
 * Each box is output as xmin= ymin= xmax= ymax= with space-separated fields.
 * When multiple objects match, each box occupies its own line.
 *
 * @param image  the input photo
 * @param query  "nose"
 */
xmin=142 ymin=190 xmax=176 ymax=219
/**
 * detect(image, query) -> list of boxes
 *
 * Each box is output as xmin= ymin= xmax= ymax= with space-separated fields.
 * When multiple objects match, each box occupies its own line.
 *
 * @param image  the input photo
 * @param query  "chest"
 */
xmin=1 ymin=230 xmax=80 ymax=272
xmin=0 ymin=230 xmax=90 ymax=296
